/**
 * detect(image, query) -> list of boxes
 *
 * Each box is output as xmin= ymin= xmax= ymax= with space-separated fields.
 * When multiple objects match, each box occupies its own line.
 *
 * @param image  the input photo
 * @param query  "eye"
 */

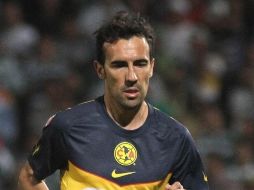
xmin=111 ymin=61 xmax=128 ymax=68
xmin=134 ymin=59 xmax=148 ymax=67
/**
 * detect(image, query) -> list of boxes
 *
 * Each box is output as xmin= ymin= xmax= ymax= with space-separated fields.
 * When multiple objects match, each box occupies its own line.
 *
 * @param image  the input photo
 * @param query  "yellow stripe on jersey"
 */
xmin=60 ymin=161 xmax=172 ymax=190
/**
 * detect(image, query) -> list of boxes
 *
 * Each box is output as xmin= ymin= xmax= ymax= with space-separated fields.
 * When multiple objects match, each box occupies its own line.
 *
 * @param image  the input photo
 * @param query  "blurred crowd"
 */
xmin=0 ymin=0 xmax=254 ymax=189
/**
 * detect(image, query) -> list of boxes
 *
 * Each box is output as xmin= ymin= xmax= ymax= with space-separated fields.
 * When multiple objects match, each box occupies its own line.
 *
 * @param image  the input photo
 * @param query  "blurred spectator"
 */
xmin=0 ymin=44 xmax=27 ymax=95
xmin=185 ymin=0 xmax=207 ymax=24
xmin=227 ymin=64 xmax=254 ymax=131
xmin=0 ymin=86 xmax=18 ymax=146
xmin=0 ymin=140 xmax=16 ymax=189
xmin=158 ymin=0 xmax=198 ymax=64
xmin=58 ymin=17 xmax=92 ymax=67
xmin=206 ymin=153 xmax=242 ymax=190
xmin=243 ymin=180 xmax=254 ymax=190
xmin=20 ymin=0 xmax=79 ymax=36
xmin=189 ymin=51 xmax=227 ymax=105
xmin=24 ymin=35 xmax=69 ymax=85
xmin=0 ymin=1 xmax=39 ymax=57
xmin=226 ymin=138 xmax=254 ymax=183
xmin=195 ymin=104 xmax=234 ymax=159
xmin=77 ymin=0 xmax=129 ymax=37
xmin=26 ymin=77 xmax=75 ymax=135
xmin=23 ymin=34 xmax=72 ymax=136
xmin=123 ymin=0 xmax=148 ymax=13
xmin=240 ymin=118 xmax=254 ymax=145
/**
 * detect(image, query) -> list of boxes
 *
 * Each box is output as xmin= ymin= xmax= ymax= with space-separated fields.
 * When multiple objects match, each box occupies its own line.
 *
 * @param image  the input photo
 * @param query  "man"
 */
xmin=18 ymin=11 xmax=209 ymax=190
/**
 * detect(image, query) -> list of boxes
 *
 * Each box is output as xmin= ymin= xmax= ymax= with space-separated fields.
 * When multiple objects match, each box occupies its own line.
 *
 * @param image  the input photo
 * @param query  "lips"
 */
xmin=124 ymin=89 xmax=138 ymax=93
xmin=123 ymin=88 xmax=139 ymax=98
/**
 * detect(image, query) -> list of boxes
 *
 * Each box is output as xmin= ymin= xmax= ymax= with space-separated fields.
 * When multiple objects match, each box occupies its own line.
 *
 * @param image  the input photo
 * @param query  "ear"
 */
xmin=93 ymin=60 xmax=105 ymax=79
xmin=149 ymin=58 xmax=155 ymax=78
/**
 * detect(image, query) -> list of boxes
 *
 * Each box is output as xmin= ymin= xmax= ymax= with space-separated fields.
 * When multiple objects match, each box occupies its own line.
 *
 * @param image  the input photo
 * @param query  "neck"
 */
xmin=104 ymin=98 xmax=148 ymax=130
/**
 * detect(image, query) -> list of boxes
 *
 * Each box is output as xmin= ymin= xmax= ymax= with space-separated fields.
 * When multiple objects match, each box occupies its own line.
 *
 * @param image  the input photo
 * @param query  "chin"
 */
xmin=121 ymin=97 xmax=143 ymax=109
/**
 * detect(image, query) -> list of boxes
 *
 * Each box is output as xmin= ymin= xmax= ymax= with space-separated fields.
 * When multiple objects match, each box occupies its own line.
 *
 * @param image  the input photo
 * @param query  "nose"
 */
xmin=126 ymin=65 xmax=137 ymax=85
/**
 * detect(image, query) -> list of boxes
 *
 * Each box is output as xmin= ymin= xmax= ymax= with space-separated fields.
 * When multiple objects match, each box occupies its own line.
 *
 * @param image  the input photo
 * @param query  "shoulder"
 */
xmin=149 ymin=105 xmax=190 ymax=139
xmin=58 ymin=99 xmax=98 ymax=119
xmin=46 ymin=98 xmax=101 ymax=131
xmin=149 ymin=105 xmax=198 ymax=153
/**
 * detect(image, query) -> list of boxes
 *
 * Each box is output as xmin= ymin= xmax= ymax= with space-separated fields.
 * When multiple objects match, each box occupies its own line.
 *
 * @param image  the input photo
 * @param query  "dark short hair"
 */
xmin=94 ymin=11 xmax=155 ymax=64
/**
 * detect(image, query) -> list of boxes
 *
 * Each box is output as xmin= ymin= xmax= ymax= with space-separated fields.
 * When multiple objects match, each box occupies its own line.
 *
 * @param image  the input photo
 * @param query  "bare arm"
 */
xmin=18 ymin=162 xmax=49 ymax=190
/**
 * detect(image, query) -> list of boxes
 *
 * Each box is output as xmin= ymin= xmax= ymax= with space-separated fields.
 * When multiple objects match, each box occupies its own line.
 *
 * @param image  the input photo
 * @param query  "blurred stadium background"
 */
xmin=0 ymin=0 xmax=254 ymax=189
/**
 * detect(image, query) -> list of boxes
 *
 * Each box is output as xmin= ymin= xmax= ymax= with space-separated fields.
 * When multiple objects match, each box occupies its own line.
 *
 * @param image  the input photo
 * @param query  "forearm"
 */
xmin=18 ymin=179 xmax=48 ymax=190
xmin=18 ymin=162 xmax=49 ymax=190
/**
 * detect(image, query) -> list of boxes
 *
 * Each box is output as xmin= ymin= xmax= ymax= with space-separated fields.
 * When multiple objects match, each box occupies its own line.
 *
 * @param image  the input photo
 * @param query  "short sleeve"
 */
xmin=28 ymin=115 xmax=68 ymax=180
xmin=169 ymin=129 xmax=209 ymax=190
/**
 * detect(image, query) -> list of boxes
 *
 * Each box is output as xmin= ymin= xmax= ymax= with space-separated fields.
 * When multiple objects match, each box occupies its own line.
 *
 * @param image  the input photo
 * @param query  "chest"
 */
xmin=65 ymin=124 xmax=176 ymax=186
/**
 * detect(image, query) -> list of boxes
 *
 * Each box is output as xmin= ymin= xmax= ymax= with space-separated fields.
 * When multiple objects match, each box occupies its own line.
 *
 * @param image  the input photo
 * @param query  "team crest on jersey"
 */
xmin=114 ymin=142 xmax=137 ymax=166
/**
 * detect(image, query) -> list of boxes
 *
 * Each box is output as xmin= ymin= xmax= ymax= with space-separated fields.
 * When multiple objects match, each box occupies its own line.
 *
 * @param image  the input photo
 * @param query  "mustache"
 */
xmin=121 ymin=84 xmax=141 ymax=91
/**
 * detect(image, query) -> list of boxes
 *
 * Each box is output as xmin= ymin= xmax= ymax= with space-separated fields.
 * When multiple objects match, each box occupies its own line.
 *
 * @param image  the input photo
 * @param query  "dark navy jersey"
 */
xmin=28 ymin=96 xmax=209 ymax=190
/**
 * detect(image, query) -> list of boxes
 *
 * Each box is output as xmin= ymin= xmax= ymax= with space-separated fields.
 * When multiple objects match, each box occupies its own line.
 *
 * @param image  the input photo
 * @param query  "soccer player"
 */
xmin=18 ymin=11 xmax=209 ymax=190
